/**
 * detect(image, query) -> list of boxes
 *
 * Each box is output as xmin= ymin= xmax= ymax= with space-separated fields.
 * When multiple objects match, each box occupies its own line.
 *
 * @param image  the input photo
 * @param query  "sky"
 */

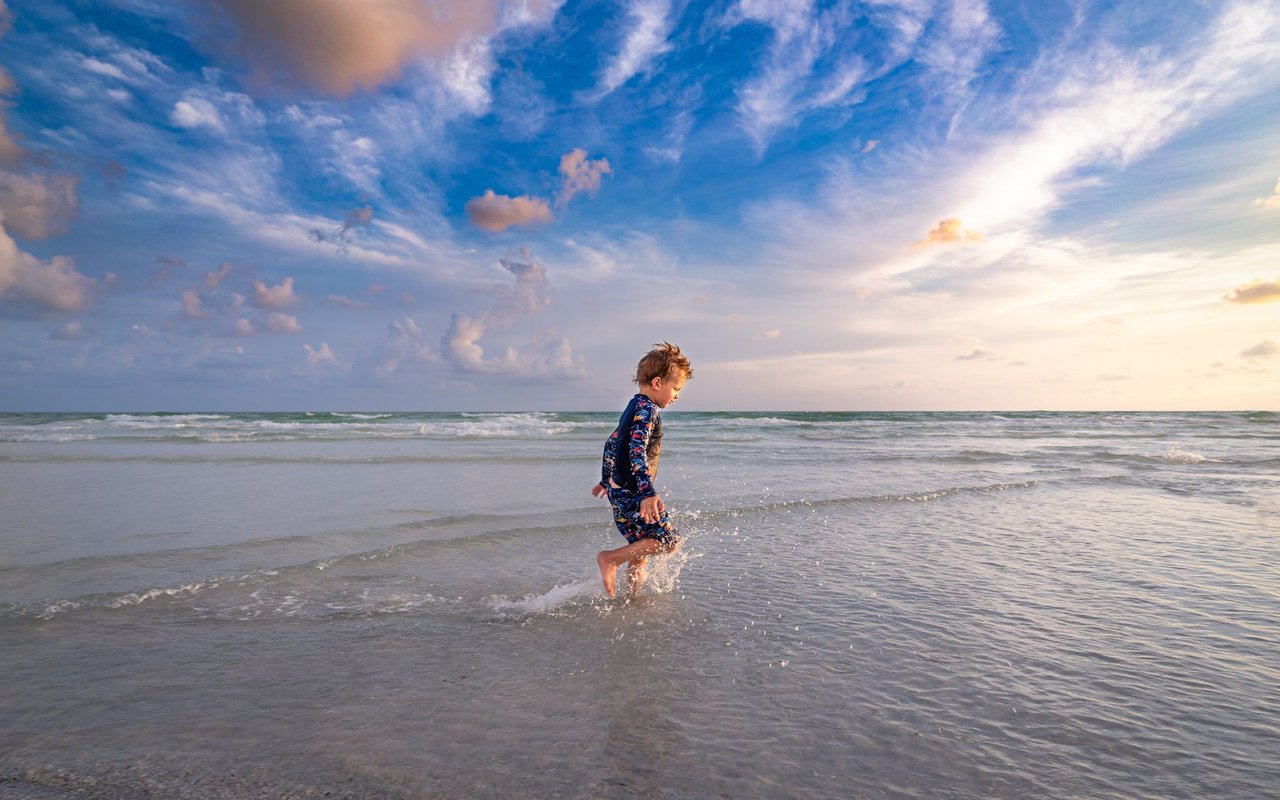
xmin=0 ymin=0 xmax=1277 ymax=411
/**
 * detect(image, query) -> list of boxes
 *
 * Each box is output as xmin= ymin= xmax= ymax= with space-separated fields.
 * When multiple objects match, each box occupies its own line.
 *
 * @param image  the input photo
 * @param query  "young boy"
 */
xmin=591 ymin=342 xmax=693 ymax=598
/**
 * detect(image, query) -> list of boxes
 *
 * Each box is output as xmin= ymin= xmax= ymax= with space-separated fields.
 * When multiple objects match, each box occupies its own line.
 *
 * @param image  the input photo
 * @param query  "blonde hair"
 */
xmin=634 ymin=341 xmax=693 ymax=386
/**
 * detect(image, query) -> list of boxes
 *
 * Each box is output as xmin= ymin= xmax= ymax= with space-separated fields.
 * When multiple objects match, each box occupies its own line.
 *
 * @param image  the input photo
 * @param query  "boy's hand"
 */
xmin=639 ymin=494 xmax=665 ymax=523
xmin=591 ymin=482 xmax=607 ymax=499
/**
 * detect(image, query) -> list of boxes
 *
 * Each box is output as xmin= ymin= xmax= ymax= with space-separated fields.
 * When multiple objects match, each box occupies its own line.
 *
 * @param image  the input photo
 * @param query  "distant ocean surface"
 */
xmin=2 ymin=410 xmax=1277 ymax=799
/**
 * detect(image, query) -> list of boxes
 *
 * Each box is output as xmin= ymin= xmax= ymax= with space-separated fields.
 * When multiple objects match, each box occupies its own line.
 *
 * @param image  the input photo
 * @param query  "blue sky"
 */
xmin=1 ymin=0 xmax=1277 ymax=411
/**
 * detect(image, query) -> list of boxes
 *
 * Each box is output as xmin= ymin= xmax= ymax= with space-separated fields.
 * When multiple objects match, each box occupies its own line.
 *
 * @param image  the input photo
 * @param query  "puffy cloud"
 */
xmin=377 ymin=316 xmax=440 ymax=374
xmin=0 ymin=119 xmax=21 ymax=164
xmin=0 ymin=219 xmax=94 ymax=312
xmin=465 ymin=189 xmax=553 ymax=232
xmin=753 ymin=329 xmax=781 ymax=340
xmin=1241 ymin=340 xmax=1278 ymax=358
xmin=557 ymin=149 xmax=612 ymax=206
xmin=205 ymin=262 xmax=235 ymax=289
xmin=200 ymin=0 xmax=517 ymax=95
xmin=1254 ymin=177 xmax=1280 ymax=209
xmin=0 ymin=171 xmax=80 ymax=240
xmin=265 ymin=311 xmax=301 ymax=333
xmin=181 ymin=288 xmax=210 ymax=319
xmin=1224 ymin=278 xmax=1280 ymax=304
xmin=914 ymin=217 xmax=985 ymax=247
xmin=170 ymin=98 xmax=224 ymax=132
xmin=305 ymin=341 xmax=337 ymax=364
xmin=465 ymin=151 xmax=608 ymax=231
xmin=252 ymin=276 xmax=300 ymax=309
xmin=438 ymin=251 xmax=580 ymax=377
xmin=957 ymin=348 xmax=999 ymax=361
xmin=594 ymin=0 xmax=674 ymax=97
xmin=170 ymin=87 xmax=264 ymax=135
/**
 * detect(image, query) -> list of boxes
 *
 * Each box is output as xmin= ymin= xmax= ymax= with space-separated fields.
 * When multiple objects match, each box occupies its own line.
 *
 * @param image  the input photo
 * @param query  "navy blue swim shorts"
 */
xmin=607 ymin=487 xmax=681 ymax=548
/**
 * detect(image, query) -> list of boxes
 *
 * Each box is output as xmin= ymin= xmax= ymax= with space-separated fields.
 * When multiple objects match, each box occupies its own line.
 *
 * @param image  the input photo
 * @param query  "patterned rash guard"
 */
xmin=601 ymin=393 xmax=663 ymax=499
xmin=599 ymin=394 xmax=679 ymax=546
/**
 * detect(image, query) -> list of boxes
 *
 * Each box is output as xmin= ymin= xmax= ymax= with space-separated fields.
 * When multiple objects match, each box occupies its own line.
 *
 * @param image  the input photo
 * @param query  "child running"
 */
xmin=591 ymin=342 xmax=693 ymax=598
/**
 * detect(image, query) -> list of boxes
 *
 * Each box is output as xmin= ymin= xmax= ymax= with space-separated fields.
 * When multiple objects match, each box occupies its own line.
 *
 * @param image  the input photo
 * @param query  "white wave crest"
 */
xmin=1159 ymin=446 xmax=1223 ymax=465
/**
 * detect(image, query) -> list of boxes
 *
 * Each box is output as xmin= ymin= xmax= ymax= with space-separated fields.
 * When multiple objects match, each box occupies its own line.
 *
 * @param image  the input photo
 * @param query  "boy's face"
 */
xmin=646 ymin=370 xmax=687 ymax=408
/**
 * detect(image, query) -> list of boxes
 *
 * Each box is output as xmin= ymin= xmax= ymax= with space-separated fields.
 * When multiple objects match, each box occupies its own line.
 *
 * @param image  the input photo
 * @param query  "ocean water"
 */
xmin=1 ymin=410 xmax=1277 ymax=799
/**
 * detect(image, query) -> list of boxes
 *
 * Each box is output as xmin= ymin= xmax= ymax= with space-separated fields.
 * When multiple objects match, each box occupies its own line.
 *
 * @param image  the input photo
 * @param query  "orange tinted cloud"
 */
xmin=557 ymin=149 xmax=611 ymax=206
xmin=1225 ymin=278 xmax=1280 ymax=305
xmin=465 ymin=189 xmax=553 ymax=232
xmin=914 ymin=217 xmax=985 ymax=247
xmin=206 ymin=0 xmax=503 ymax=95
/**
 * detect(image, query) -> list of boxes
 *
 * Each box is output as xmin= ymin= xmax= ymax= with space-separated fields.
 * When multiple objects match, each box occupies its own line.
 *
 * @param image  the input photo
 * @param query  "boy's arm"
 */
xmin=627 ymin=400 xmax=658 ymax=500
xmin=598 ymin=430 xmax=617 ymax=492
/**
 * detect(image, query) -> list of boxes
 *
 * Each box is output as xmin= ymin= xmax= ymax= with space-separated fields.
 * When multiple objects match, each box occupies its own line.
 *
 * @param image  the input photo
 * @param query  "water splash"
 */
xmin=488 ymin=578 xmax=601 ymax=617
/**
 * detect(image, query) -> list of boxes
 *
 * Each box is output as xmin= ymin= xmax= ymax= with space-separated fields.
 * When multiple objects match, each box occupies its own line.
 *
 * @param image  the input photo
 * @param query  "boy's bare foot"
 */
xmin=596 ymin=551 xmax=616 ymax=597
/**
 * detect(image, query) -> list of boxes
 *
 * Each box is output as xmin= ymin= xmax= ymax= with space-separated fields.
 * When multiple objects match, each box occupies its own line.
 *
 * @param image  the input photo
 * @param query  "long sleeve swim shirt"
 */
xmin=601 ymin=394 xmax=663 ymax=500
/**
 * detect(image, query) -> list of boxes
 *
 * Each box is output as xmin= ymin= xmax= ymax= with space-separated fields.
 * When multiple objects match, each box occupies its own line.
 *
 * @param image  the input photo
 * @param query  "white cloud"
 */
xmin=438 ymin=252 xmax=581 ymax=378
xmin=305 ymin=341 xmax=338 ymax=364
xmin=377 ymin=316 xmax=440 ymax=374
xmin=171 ymin=98 xmax=224 ymax=132
xmin=594 ymin=0 xmax=675 ymax=97
xmin=82 ymin=57 xmax=128 ymax=81
xmin=729 ymin=0 xmax=994 ymax=152
xmin=437 ymin=38 xmax=495 ymax=115
xmin=170 ymin=87 xmax=264 ymax=135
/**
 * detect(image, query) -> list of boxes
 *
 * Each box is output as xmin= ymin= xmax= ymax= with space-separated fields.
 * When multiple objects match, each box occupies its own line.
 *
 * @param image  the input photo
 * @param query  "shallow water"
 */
xmin=1 ymin=411 xmax=1277 ymax=798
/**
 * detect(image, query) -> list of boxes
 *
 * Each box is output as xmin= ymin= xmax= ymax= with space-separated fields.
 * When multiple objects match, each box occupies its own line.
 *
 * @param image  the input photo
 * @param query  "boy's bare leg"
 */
xmin=596 ymin=538 xmax=666 ymax=597
xmin=625 ymin=556 xmax=650 ymax=597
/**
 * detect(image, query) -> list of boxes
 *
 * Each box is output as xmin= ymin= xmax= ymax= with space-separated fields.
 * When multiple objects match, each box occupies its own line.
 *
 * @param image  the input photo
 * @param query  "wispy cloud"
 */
xmin=593 ymin=0 xmax=675 ymax=97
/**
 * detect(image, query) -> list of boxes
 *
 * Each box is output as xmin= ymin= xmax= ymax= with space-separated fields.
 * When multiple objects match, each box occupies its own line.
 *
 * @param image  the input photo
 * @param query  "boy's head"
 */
xmin=635 ymin=342 xmax=692 ymax=408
